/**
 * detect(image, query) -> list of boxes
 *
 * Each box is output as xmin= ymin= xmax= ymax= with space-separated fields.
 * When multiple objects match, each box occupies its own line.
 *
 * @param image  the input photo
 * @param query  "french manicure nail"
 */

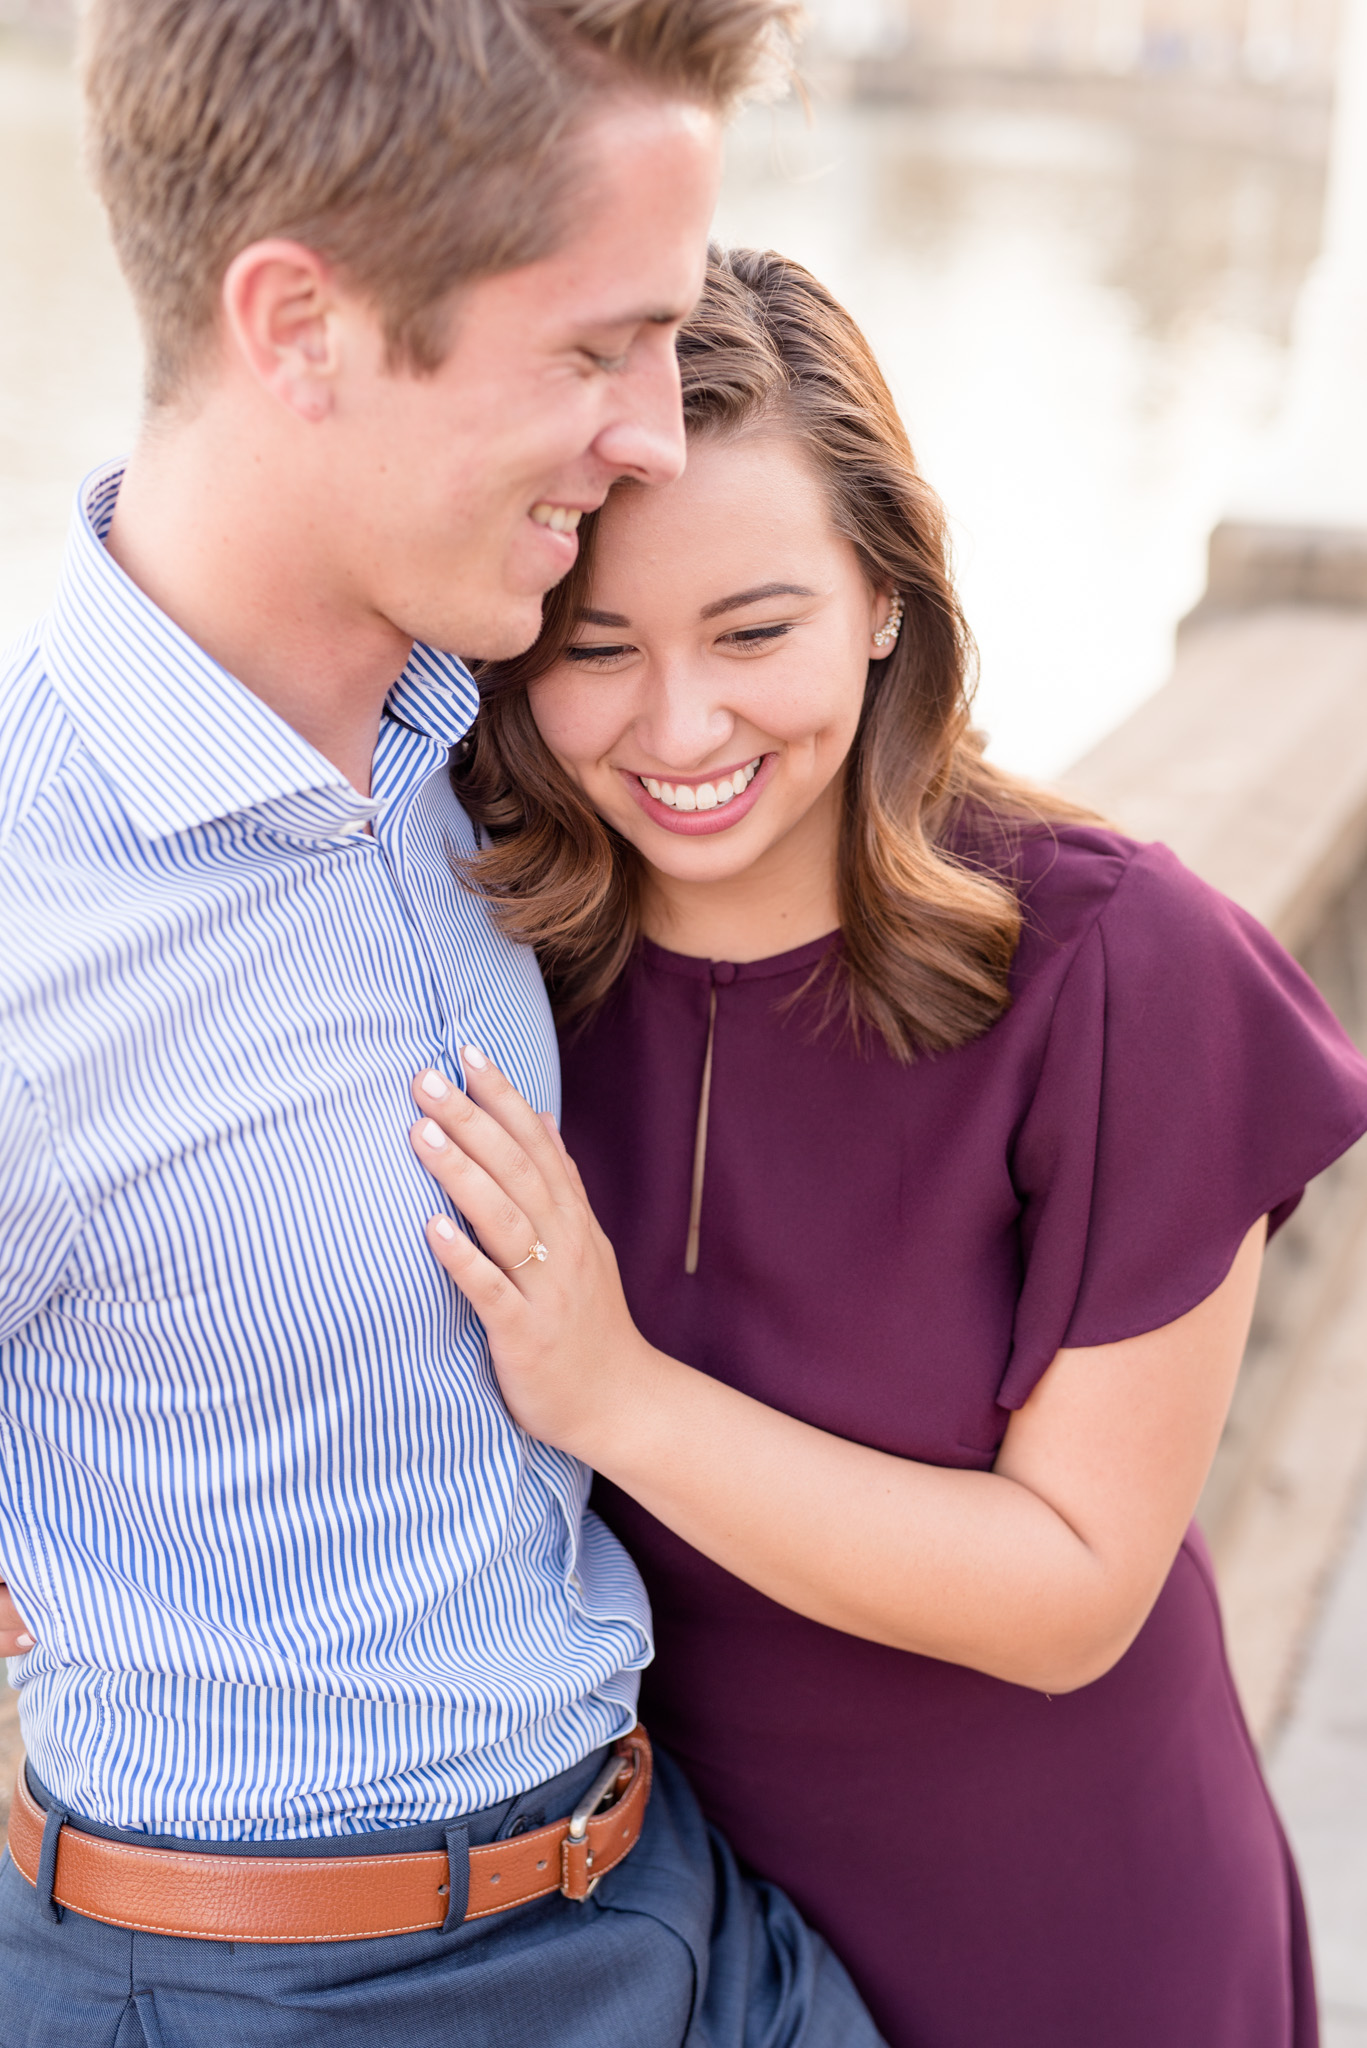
xmin=461 ymin=1043 xmax=489 ymax=1071
xmin=419 ymin=1070 xmax=449 ymax=1101
xmin=432 ymin=1216 xmax=457 ymax=1241
xmin=420 ymin=1120 xmax=447 ymax=1150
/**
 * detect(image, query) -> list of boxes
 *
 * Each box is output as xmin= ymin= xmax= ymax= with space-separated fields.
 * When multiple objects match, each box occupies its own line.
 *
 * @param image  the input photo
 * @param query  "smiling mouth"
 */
xmin=530 ymin=503 xmax=584 ymax=534
xmin=638 ymin=759 xmax=762 ymax=813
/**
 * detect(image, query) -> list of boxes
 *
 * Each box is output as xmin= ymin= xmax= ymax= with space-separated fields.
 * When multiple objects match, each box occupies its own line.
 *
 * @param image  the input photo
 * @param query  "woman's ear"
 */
xmin=869 ymin=588 xmax=904 ymax=662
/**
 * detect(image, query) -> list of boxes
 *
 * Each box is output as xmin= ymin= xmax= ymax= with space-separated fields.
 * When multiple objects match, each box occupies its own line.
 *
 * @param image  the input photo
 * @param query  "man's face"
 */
xmin=330 ymin=97 xmax=722 ymax=662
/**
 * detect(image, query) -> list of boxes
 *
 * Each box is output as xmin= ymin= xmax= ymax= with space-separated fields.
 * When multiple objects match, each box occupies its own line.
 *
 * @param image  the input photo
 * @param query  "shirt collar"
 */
xmin=41 ymin=460 xmax=480 ymax=842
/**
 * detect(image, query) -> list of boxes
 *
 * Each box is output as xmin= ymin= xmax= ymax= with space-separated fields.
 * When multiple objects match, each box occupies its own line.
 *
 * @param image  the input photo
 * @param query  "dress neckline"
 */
xmin=639 ymin=928 xmax=843 ymax=985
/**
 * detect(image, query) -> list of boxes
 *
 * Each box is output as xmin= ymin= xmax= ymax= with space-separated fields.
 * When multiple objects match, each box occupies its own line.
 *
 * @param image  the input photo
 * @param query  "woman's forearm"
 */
xmin=592 ymin=1346 xmax=1116 ymax=1692
xmin=589 ymin=1221 xmax=1265 ymax=1691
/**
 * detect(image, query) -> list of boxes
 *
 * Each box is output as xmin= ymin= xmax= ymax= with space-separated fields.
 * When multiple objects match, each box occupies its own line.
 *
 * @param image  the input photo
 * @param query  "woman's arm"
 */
xmin=409 ymin=1053 xmax=1263 ymax=1693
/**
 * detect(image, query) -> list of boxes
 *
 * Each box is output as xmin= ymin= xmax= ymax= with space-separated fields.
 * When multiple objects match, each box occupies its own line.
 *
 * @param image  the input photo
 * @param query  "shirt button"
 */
xmin=712 ymin=962 xmax=737 ymax=986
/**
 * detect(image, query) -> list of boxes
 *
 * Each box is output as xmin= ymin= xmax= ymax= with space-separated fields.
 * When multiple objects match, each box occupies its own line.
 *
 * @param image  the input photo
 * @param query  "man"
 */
xmin=0 ymin=3 xmax=884 ymax=2041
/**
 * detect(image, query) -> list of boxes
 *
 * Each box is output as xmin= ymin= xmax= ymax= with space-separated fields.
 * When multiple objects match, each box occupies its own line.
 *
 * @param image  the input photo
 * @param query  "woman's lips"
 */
xmin=623 ymin=753 xmax=776 ymax=836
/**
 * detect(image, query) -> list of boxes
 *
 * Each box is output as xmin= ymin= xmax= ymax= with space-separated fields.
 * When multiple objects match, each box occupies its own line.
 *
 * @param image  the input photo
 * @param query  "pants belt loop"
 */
xmin=441 ymin=1822 xmax=469 ymax=1932
xmin=35 ymin=1796 xmax=69 ymax=1925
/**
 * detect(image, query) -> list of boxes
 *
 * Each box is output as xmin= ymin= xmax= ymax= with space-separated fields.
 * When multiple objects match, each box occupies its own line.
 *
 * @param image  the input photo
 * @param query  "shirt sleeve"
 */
xmin=0 ymin=1049 xmax=80 ymax=1342
xmin=997 ymin=842 xmax=1367 ymax=1408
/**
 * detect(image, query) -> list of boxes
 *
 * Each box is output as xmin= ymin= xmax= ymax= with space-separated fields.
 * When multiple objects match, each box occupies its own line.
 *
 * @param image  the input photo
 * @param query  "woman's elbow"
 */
xmin=982 ymin=1610 xmax=1147 ymax=1695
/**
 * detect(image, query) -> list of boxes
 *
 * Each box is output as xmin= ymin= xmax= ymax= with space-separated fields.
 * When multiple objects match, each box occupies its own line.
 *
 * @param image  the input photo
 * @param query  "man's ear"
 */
xmin=220 ymin=239 xmax=344 ymax=422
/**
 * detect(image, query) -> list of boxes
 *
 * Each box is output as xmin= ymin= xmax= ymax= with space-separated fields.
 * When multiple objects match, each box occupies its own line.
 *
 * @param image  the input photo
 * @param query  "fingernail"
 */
xmin=419 ymin=1070 xmax=450 ymax=1101
xmin=420 ymin=1120 xmax=447 ymax=1150
xmin=461 ymin=1043 xmax=489 ymax=1071
xmin=15 ymin=1635 xmax=32 ymax=1651
xmin=431 ymin=1216 xmax=457 ymax=1241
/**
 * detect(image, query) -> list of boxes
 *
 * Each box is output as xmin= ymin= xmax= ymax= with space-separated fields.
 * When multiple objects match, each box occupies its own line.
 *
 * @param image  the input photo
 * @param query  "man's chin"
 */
xmin=414 ymin=591 xmax=546 ymax=666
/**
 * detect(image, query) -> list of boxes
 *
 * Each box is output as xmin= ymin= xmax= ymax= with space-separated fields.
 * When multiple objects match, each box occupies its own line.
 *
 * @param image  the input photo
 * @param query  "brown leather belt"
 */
xmin=7 ymin=1729 xmax=651 ymax=1943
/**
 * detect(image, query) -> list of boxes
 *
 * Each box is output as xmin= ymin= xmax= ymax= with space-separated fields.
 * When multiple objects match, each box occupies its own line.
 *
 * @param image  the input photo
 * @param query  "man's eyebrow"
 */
xmin=699 ymin=583 xmax=817 ymax=621
xmin=586 ymin=307 xmax=686 ymax=333
xmin=577 ymin=608 xmax=631 ymax=628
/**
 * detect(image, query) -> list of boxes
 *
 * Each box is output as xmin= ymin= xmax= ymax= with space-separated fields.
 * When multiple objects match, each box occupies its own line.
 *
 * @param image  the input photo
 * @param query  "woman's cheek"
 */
xmin=528 ymin=683 xmax=618 ymax=778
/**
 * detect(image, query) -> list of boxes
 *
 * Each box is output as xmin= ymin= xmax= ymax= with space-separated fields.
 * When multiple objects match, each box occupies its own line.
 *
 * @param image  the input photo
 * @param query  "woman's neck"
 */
xmin=639 ymin=793 xmax=841 ymax=963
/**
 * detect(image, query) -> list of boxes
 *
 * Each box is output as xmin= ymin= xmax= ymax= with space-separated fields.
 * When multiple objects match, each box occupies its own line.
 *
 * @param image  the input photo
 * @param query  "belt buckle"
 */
xmin=565 ymin=1751 xmax=627 ymax=1900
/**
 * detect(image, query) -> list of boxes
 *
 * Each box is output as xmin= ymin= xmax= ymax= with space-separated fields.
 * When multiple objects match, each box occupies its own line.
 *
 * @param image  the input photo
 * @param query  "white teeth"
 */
xmin=641 ymin=759 xmax=762 ymax=812
xmin=530 ymin=504 xmax=583 ymax=533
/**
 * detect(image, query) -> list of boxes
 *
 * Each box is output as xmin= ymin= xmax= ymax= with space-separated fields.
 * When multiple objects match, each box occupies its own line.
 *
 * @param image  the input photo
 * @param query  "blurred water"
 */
xmin=715 ymin=98 xmax=1325 ymax=772
xmin=0 ymin=34 xmax=1326 ymax=774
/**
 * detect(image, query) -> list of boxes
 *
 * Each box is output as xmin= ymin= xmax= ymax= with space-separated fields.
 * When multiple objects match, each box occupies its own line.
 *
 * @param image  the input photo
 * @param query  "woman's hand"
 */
xmin=409 ymin=1048 xmax=662 ymax=1462
xmin=0 ymin=1582 xmax=34 ymax=1657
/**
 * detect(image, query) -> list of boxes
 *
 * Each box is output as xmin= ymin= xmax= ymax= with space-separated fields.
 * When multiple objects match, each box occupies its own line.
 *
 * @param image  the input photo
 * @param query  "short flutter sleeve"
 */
xmin=998 ymin=842 xmax=1367 ymax=1409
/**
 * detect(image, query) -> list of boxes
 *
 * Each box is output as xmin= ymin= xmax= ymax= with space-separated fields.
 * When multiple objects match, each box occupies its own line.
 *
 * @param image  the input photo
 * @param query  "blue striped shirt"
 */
xmin=0 ymin=462 xmax=651 ymax=1839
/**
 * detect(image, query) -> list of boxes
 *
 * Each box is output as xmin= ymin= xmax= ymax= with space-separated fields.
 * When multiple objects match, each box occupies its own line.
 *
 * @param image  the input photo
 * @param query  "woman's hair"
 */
xmin=455 ymin=245 xmax=1091 ymax=1060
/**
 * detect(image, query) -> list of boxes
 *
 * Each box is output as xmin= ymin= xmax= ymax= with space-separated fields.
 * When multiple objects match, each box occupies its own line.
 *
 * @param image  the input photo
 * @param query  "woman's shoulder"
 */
xmin=969 ymin=817 xmax=1234 ymax=994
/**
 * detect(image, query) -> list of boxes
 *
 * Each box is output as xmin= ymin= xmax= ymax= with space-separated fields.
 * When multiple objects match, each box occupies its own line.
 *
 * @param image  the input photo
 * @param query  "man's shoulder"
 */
xmin=0 ymin=626 xmax=84 ymax=852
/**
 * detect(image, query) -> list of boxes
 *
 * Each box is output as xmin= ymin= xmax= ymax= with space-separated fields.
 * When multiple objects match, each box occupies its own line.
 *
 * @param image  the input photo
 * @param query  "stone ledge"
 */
xmin=1186 ymin=521 xmax=1367 ymax=625
xmin=1062 ymin=597 xmax=1367 ymax=1742
xmin=1061 ymin=604 xmax=1367 ymax=954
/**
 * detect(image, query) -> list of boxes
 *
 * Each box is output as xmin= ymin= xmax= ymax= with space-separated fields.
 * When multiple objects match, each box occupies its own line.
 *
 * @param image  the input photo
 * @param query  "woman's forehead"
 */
xmin=588 ymin=434 xmax=842 ymax=592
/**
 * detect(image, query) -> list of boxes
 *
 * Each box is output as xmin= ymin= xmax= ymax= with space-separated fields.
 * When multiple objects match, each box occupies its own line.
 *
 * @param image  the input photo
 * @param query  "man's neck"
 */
xmin=104 ymin=400 xmax=413 ymax=796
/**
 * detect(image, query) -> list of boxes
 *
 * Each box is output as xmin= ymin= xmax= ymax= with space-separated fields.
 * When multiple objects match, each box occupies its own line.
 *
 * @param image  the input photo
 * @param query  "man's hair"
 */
xmin=82 ymin=0 xmax=798 ymax=405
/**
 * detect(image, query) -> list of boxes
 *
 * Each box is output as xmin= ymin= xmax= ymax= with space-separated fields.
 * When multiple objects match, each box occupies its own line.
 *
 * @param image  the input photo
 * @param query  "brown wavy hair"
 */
xmin=454 ymin=245 xmax=1090 ymax=1060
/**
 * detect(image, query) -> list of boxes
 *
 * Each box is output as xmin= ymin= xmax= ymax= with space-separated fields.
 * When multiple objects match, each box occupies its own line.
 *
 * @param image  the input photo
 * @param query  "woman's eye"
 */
xmin=563 ymin=643 xmax=634 ymax=666
xmin=721 ymin=623 xmax=792 ymax=650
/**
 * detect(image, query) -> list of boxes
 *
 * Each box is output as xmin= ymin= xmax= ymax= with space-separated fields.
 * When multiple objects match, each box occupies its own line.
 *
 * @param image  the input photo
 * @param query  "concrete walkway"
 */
xmin=1269 ymin=1475 xmax=1367 ymax=2045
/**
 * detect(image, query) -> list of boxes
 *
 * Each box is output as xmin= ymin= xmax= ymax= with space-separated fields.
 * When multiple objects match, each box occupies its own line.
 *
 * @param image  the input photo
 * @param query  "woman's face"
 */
xmin=527 ymin=432 xmax=891 ymax=896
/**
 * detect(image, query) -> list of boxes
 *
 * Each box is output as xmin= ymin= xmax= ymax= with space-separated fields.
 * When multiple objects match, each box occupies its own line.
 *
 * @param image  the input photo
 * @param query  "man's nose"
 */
xmin=593 ymin=337 xmax=687 ymax=488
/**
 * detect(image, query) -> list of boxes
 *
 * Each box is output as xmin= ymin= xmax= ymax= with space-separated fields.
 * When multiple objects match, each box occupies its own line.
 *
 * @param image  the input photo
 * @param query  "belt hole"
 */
xmin=490 ymin=1872 xmax=501 ymax=1885
xmin=437 ymin=1883 xmax=449 ymax=1896
xmin=537 ymin=1859 xmax=547 ymax=1871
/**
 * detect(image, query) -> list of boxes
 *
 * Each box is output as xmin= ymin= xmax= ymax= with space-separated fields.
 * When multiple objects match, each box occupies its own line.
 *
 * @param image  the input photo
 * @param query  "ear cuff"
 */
xmin=873 ymin=592 xmax=903 ymax=650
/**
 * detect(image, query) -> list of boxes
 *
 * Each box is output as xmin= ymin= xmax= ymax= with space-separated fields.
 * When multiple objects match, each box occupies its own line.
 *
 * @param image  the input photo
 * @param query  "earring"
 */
xmin=873 ymin=592 xmax=903 ymax=650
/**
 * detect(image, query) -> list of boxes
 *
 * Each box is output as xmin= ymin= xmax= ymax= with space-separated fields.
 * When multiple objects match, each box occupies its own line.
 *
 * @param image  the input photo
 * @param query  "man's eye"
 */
xmin=564 ymin=643 xmax=634 ymax=664
xmin=583 ymin=349 xmax=631 ymax=374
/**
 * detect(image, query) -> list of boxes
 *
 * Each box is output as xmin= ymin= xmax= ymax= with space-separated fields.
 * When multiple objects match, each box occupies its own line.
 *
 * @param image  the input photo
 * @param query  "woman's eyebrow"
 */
xmin=578 ymin=608 xmax=632 ymax=628
xmin=699 ymin=582 xmax=816 ymax=620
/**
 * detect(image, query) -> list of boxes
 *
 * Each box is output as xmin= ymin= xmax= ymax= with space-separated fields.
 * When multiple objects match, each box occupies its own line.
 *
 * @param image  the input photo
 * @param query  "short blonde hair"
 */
xmin=83 ymin=0 xmax=797 ymax=404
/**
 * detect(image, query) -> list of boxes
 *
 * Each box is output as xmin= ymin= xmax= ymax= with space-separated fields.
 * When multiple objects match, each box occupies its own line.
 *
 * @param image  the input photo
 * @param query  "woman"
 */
xmin=407 ymin=248 xmax=1367 ymax=2045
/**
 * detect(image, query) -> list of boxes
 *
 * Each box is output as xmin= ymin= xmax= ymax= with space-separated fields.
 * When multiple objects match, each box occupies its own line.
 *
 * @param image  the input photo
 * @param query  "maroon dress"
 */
xmin=561 ymin=824 xmax=1367 ymax=2048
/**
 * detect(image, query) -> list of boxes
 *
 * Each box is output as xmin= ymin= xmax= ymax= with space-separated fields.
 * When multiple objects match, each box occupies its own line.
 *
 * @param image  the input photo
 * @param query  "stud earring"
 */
xmin=873 ymin=592 xmax=903 ymax=650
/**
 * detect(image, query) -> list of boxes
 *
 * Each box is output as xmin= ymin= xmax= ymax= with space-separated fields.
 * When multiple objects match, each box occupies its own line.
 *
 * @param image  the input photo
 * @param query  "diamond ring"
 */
xmin=503 ymin=1241 xmax=549 ymax=1272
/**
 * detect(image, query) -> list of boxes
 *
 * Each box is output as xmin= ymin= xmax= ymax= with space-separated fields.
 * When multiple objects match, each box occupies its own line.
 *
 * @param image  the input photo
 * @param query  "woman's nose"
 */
xmin=635 ymin=663 xmax=733 ymax=767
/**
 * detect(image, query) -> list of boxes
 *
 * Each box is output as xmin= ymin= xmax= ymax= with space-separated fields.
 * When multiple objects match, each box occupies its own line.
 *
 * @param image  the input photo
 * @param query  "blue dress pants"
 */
xmin=0 ymin=1745 xmax=884 ymax=2048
